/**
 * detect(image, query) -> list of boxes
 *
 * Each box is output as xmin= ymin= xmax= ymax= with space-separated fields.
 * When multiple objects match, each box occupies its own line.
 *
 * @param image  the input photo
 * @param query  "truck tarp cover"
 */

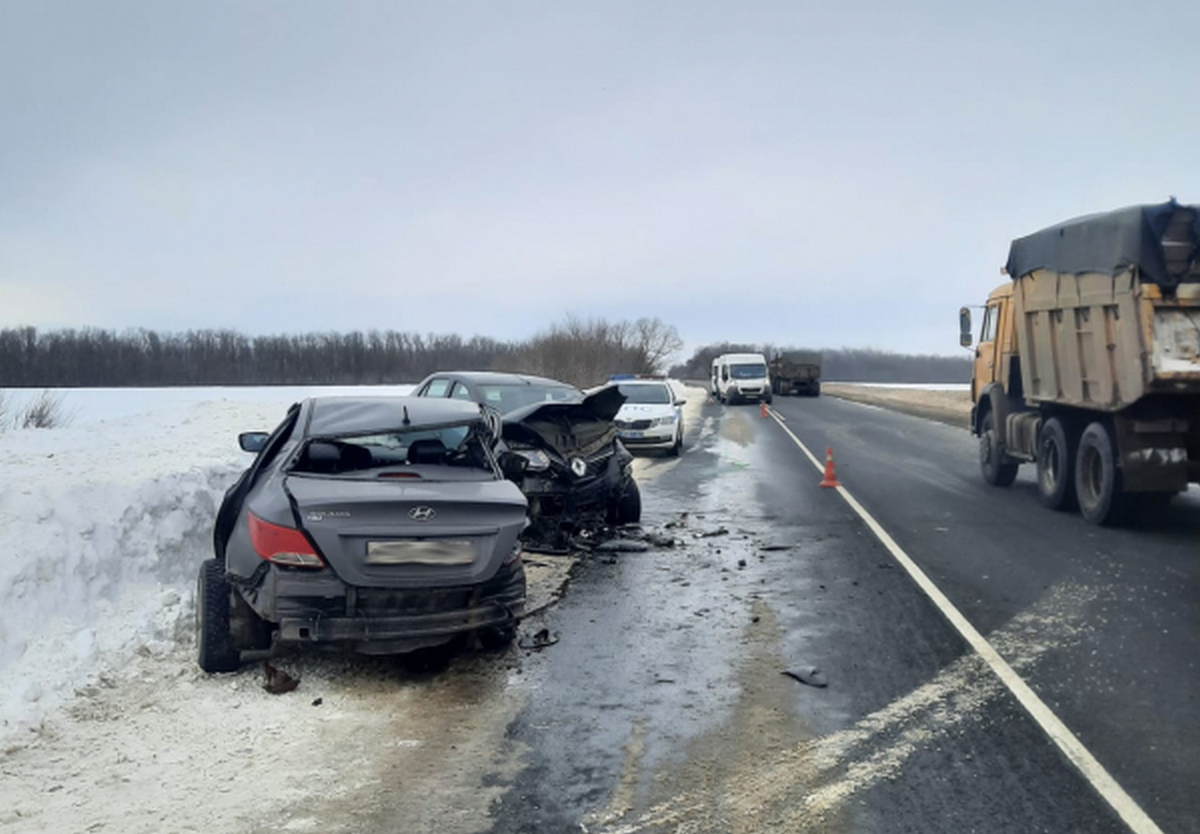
xmin=1005 ymin=200 xmax=1200 ymax=287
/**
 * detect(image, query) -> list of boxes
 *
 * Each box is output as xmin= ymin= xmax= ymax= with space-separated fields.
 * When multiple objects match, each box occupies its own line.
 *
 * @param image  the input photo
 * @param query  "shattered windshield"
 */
xmin=618 ymin=383 xmax=671 ymax=404
xmin=731 ymin=364 xmax=767 ymax=379
xmin=477 ymin=383 xmax=580 ymax=413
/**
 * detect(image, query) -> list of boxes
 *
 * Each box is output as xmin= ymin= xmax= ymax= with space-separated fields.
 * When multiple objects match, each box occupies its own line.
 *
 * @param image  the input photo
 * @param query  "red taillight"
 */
xmin=248 ymin=512 xmax=325 ymax=568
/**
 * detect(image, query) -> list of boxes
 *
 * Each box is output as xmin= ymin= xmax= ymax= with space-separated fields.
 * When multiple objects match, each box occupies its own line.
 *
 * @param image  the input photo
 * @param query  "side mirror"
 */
xmin=675 ymin=399 xmax=686 ymax=407
xmin=959 ymin=307 xmax=973 ymax=348
xmin=239 ymin=432 xmax=269 ymax=453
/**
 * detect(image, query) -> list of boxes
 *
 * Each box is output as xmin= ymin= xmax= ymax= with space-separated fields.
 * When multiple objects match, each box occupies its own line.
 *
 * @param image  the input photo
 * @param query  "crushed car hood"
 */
xmin=502 ymin=385 xmax=626 ymax=456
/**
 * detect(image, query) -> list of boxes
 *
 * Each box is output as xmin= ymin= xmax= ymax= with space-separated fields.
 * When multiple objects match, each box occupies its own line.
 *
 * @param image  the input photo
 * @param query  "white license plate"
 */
xmin=621 ymin=431 xmax=645 ymax=439
xmin=366 ymin=540 xmax=475 ymax=565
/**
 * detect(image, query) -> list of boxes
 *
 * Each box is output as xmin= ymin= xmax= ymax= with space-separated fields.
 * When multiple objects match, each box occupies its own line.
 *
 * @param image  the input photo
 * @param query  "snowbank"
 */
xmin=0 ymin=387 xmax=417 ymax=736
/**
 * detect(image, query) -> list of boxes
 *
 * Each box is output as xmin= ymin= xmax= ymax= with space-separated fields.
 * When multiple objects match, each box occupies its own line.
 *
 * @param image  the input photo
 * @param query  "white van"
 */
xmin=711 ymin=353 xmax=772 ymax=405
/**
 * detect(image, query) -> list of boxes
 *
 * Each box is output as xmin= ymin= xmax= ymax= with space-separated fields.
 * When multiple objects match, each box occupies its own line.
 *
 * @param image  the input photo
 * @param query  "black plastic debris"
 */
xmin=519 ymin=628 xmax=560 ymax=651
xmin=311 ymin=697 xmax=323 ymax=707
xmin=263 ymin=662 xmax=299 ymax=695
xmin=759 ymin=544 xmax=793 ymax=552
xmin=782 ymin=667 xmax=828 ymax=688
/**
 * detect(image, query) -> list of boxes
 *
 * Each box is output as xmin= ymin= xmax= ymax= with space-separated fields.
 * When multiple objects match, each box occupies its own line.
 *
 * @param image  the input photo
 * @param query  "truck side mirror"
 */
xmin=959 ymin=307 xmax=973 ymax=348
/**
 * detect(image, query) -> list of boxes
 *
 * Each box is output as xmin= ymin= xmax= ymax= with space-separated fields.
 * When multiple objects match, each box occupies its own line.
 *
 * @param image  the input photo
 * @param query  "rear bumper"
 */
xmin=278 ymin=602 xmax=515 ymax=643
xmin=244 ymin=560 xmax=526 ymax=651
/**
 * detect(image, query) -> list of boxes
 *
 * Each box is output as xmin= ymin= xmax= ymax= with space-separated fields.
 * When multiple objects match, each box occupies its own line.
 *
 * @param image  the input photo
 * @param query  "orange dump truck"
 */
xmin=961 ymin=200 xmax=1200 ymax=524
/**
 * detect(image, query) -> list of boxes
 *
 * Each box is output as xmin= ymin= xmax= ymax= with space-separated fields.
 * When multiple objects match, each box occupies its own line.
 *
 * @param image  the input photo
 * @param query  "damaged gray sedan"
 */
xmin=200 ymin=397 xmax=527 ymax=672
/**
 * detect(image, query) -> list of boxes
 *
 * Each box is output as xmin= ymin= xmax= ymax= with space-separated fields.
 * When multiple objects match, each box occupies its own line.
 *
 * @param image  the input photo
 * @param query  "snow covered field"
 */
xmin=0 ymin=385 xmax=413 ymax=735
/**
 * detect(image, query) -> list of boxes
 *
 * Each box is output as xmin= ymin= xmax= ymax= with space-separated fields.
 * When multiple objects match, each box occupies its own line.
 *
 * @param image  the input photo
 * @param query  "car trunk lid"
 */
xmin=283 ymin=476 xmax=526 ymax=588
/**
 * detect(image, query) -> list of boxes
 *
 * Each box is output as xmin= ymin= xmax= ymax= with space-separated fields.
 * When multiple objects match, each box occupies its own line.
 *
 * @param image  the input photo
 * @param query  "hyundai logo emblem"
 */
xmin=409 ymin=506 xmax=436 ymax=521
xmin=570 ymin=457 xmax=587 ymax=478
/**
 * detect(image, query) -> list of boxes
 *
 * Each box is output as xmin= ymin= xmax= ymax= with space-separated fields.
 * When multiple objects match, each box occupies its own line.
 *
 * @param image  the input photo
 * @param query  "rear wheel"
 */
xmin=1036 ymin=417 xmax=1076 ymax=510
xmin=811 ymin=381 xmax=820 ymax=397
xmin=1076 ymin=421 xmax=1127 ymax=526
xmin=980 ymin=411 xmax=1019 ymax=487
xmin=196 ymin=559 xmax=241 ymax=673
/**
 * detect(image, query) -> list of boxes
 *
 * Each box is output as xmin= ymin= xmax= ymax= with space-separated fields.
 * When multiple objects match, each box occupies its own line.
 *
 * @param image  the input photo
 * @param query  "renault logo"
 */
xmin=570 ymin=457 xmax=588 ymax=478
xmin=409 ymin=506 xmax=436 ymax=521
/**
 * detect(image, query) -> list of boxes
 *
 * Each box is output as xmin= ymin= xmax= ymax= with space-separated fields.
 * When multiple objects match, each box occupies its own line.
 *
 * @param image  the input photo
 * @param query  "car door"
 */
xmin=972 ymin=304 xmax=1000 ymax=402
xmin=212 ymin=404 xmax=300 ymax=561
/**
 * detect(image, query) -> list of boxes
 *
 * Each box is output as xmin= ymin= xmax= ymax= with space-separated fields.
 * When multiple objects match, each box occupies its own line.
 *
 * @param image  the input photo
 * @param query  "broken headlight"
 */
xmin=513 ymin=449 xmax=552 ymax=472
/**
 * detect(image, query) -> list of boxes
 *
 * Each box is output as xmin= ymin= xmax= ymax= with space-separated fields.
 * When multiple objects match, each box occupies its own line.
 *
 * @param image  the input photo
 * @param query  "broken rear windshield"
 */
xmin=292 ymin=423 xmax=494 ymax=476
xmin=731 ymin=364 xmax=766 ymax=379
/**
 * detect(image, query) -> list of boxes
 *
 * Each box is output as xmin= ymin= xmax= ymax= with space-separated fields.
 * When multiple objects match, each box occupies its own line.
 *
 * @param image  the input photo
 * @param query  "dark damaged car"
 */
xmin=200 ymin=396 xmax=528 ymax=672
xmin=413 ymin=372 xmax=641 ymax=551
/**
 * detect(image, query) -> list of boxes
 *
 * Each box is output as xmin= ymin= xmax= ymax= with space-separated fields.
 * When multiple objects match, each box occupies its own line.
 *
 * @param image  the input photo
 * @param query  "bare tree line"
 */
xmin=670 ymin=342 xmax=970 ymax=384
xmin=0 ymin=318 xmax=682 ymax=389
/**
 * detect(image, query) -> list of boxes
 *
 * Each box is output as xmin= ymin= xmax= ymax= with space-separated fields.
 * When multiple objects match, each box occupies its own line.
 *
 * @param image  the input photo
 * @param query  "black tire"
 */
xmin=1076 ymin=422 xmax=1127 ymax=526
xmin=811 ymin=381 xmax=821 ymax=397
xmin=1036 ymin=417 xmax=1076 ymax=511
xmin=764 ymin=393 xmax=773 ymax=405
xmin=979 ymin=411 xmax=1019 ymax=487
xmin=667 ymin=426 xmax=682 ymax=457
xmin=611 ymin=478 xmax=642 ymax=524
xmin=196 ymin=559 xmax=241 ymax=673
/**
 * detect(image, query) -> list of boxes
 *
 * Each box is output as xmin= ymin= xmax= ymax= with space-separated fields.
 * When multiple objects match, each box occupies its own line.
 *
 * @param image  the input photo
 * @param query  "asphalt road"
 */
xmin=473 ymin=393 xmax=1198 ymax=834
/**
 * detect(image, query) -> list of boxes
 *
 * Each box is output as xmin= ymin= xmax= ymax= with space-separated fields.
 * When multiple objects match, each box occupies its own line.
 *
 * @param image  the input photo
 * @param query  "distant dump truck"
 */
xmin=961 ymin=200 xmax=1200 ymax=525
xmin=769 ymin=351 xmax=822 ymax=396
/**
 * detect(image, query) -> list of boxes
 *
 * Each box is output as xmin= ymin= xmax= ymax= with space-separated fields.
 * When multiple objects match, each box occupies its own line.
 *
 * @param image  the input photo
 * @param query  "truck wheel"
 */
xmin=811 ymin=381 xmax=821 ymax=397
xmin=1075 ymin=422 xmax=1127 ymax=526
xmin=1036 ymin=417 xmax=1076 ymax=511
xmin=980 ymin=412 xmax=1019 ymax=487
xmin=196 ymin=559 xmax=242 ymax=673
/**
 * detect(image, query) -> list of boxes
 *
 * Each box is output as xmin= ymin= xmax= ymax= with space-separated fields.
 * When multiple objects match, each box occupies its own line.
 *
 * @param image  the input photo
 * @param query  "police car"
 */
xmin=607 ymin=375 xmax=685 ymax=456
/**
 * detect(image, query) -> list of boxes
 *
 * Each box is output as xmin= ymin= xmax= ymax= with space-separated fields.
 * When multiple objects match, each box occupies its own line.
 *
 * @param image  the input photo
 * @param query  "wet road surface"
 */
xmin=470 ymin=395 xmax=1198 ymax=833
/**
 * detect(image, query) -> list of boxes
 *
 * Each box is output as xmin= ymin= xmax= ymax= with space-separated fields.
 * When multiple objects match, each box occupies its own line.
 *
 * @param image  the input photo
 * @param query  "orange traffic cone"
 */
xmin=819 ymin=447 xmax=841 ymax=488
xmin=760 ymin=401 xmax=768 ymax=418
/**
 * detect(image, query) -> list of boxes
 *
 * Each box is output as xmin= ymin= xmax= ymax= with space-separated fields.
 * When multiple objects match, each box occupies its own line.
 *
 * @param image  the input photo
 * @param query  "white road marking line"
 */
xmin=766 ymin=407 xmax=1165 ymax=834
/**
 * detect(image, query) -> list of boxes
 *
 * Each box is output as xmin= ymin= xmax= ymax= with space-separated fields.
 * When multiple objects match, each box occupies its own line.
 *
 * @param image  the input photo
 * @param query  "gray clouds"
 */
xmin=2 ymin=1 xmax=1197 ymax=354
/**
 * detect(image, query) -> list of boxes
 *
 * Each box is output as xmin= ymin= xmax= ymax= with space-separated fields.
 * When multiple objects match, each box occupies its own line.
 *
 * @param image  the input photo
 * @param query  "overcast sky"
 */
xmin=2 ymin=1 xmax=1197 ymax=359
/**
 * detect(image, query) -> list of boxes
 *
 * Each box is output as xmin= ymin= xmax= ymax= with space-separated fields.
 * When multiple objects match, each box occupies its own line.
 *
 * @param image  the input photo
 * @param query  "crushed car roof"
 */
xmin=305 ymin=397 xmax=485 ymax=437
xmin=1005 ymin=199 xmax=1200 ymax=287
